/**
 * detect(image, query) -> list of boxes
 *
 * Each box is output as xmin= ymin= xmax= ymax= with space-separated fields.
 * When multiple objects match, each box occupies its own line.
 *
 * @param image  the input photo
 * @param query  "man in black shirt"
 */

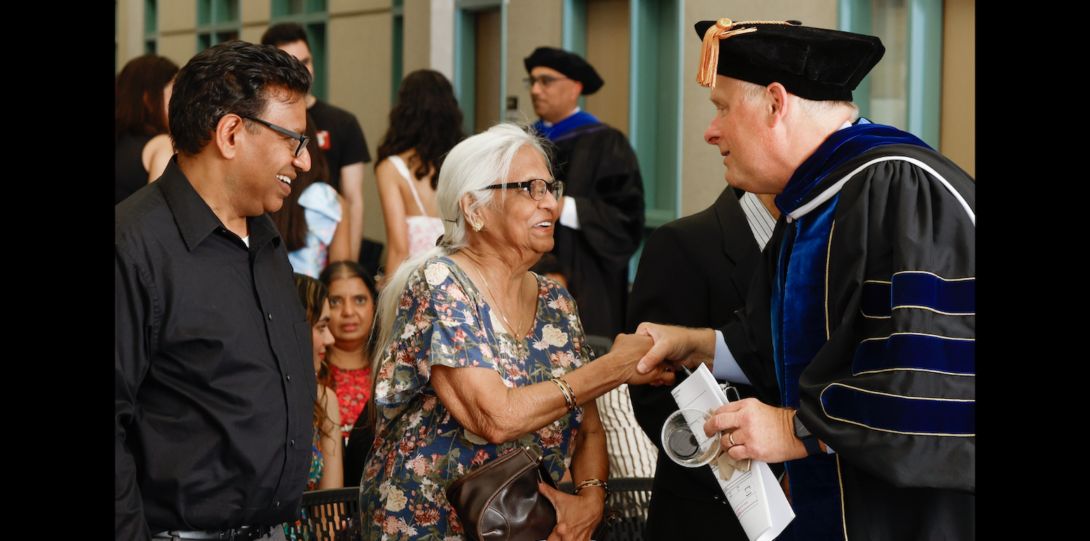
xmin=262 ymin=23 xmax=372 ymax=262
xmin=115 ymin=42 xmax=316 ymax=541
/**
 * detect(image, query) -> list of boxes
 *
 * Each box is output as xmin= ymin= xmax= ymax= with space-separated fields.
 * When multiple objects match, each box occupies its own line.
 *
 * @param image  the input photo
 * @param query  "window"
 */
xmin=271 ymin=0 xmax=329 ymax=100
xmin=454 ymin=0 xmax=506 ymax=134
xmin=196 ymin=0 xmax=241 ymax=52
xmin=563 ymin=0 xmax=683 ymax=229
xmin=840 ymin=0 xmax=943 ymax=148
xmin=145 ymin=0 xmax=158 ymax=54
xmin=563 ymin=0 xmax=683 ymax=281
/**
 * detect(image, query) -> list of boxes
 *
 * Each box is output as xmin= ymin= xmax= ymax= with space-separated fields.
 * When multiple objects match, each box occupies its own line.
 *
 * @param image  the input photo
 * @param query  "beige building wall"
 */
xmin=680 ymin=0 xmax=838 ymax=217
xmin=940 ymin=0 xmax=974 ymax=177
xmin=329 ymin=0 xmax=395 ymax=244
xmin=402 ymin=0 xmax=432 ymax=75
xmin=584 ymin=0 xmax=630 ymax=137
xmin=155 ymin=0 xmax=197 ymax=68
xmin=239 ymin=0 xmax=272 ymax=44
xmin=505 ymin=1 xmax=563 ymax=125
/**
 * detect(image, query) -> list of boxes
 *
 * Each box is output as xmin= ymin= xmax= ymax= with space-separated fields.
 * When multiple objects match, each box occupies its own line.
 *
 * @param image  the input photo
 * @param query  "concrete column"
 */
xmin=403 ymin=0 xmax=454 ymax=79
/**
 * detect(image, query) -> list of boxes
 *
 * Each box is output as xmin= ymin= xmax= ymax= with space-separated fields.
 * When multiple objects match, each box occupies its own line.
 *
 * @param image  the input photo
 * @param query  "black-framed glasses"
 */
xmin=485 ymin=179 xmax=565 ymax=201
xmin=523 ymin=75 xmax=570 ymax=90
xmin=239 ymin=115 xmax=309 ymax=157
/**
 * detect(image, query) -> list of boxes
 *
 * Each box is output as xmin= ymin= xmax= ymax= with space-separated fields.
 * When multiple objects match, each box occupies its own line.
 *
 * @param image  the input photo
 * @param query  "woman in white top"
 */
xmin=374 ymin=70 xmax=465 ymax=283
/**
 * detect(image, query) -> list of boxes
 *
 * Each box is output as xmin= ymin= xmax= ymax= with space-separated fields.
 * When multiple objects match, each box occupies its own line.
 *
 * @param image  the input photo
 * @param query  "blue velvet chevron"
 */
xmin=859 ymin=273 xmax=975 ymax=318
xmin=821 ymin=384 xmax=975 ymax=435
xmin=892 ymin=273 xmax=975 ymax=314
xmin=852 ymin=334 xmax=975 ymax=376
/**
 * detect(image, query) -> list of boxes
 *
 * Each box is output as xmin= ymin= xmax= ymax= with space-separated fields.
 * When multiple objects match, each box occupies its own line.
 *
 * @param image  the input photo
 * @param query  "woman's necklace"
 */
xmin=468 ymin=258 xmax=525 ymax=341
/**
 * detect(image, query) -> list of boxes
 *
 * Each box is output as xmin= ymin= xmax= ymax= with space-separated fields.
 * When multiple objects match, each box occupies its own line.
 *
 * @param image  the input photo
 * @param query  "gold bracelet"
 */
xmin=558 ymin=377 xmax=578 ymax=410
xmin=551 ymin=378 xmax=574 ymax=411
xmin=574 ymin=478 xmax=610 ymax=500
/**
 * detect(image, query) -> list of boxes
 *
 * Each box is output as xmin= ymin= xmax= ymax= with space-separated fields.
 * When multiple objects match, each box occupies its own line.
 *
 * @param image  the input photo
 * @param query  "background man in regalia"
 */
xmin=630 ymin=18 xmax=975 ymax=540
xmin=524 ymin=47 xmax=645 ymax=339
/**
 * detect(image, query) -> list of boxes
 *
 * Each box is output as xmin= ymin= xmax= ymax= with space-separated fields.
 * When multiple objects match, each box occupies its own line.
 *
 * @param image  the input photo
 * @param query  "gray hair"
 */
xmin=372 ymin=122 xmax=552 ymax=379
xmin=736 ymin=79 xmax=859 ymax=122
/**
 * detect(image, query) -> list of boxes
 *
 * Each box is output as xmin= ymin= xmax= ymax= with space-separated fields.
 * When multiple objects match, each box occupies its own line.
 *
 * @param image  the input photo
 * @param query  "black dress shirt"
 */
xmin=115 ymin=159 xmax=316 ymax=540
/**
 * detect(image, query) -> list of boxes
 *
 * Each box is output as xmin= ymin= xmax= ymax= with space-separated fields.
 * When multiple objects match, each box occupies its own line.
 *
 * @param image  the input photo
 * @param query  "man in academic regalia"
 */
xmin=630 ymin=19 xmax=975 ymax=540
xmin=524 ymin=47 xmax=645 ymax=338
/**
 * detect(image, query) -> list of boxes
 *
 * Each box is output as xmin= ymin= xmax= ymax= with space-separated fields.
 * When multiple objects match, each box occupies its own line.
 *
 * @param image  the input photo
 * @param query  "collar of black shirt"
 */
xmin=158 ymin=157 xmax=282 ymax=253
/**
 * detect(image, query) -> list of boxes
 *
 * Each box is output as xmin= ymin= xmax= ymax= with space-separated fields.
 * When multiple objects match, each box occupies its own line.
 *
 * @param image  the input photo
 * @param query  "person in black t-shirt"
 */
xmin=263 ymin=23 xmax=372 ymax=263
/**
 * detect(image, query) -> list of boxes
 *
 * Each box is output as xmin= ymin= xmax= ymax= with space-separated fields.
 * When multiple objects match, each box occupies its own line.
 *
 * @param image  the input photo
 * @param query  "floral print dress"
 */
xmin=359 ymin=257 xmax=592 ymax=540
xmin=329 ymin=364 xmax=372 ymax=439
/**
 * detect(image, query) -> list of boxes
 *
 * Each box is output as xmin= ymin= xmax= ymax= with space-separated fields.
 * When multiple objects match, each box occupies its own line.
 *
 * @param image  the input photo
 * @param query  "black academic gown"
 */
xmin=723 ymin=143 xmax=975 ymax=540
xmin=626 ymin=188 xmax=783 ymax=540
xmin=549 ymin=123 xmax=644 ymax=338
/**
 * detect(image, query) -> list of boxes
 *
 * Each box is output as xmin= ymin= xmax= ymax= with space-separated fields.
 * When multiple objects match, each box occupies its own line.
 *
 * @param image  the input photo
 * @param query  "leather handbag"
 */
xmin=445 ymin=446 xmax=558 ymax=541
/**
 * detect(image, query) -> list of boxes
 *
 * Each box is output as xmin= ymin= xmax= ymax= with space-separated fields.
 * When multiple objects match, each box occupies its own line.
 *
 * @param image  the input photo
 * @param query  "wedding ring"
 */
xmin=728 ymin=432 xmax=737 ymax=447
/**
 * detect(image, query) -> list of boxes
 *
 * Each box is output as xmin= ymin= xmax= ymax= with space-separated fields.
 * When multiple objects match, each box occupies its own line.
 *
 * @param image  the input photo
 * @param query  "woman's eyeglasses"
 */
xmin=484 ymin=179 xmax=565 ymax=201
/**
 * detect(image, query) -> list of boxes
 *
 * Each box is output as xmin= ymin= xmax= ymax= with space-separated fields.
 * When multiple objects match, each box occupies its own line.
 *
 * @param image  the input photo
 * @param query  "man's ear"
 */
xmin=766 ymin=82 xmax=790 ymax=126
xmin=213 ymin=114 xmax=245 ymax=159
xmin=570 ymin=81 xmax=583 ymax=103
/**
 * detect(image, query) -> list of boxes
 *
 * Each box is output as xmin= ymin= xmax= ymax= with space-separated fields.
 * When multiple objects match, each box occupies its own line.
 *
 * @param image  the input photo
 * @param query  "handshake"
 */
xmin=607 ymin=323 xmax=810 ymax=464
xmin=607 ymin=323 xmax=720 ymax=387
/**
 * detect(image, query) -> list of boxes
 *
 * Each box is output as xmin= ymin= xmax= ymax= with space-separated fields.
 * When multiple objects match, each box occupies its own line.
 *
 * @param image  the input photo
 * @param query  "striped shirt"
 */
xmin=596 ymin=384 xmax=658 ymax=478
xmin=739 ymin=192 xmax=777 ymax=251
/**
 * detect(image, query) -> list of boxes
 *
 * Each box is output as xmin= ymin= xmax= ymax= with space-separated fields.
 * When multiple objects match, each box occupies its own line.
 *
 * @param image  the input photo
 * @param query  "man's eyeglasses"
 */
xmin=239 ymin=115 xmax=309 ymax=157
xmin=523 ymin=75 xmax=570 ymax=90
xmin=485 ymin=179 xmax=565 ymax=201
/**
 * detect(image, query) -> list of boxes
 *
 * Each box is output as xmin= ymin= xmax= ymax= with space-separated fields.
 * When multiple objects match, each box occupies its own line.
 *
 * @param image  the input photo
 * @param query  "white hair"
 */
xmin=371 ymin=122 xmax=552 ymax=380
xmin=736 ymin=79 xmax=859 ymax=122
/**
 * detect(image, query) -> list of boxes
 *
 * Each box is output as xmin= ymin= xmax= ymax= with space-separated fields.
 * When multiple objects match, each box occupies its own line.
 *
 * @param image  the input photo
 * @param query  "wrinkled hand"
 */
xmin=703 ymin=399 xmax=808 ymax=463
xmin=609 ymin=333 xmax=675 ymax=386
xmin=634 ymin=323 xmax=716 ymax=375
xmin=538 ymin=481 xmax=603 ymax=541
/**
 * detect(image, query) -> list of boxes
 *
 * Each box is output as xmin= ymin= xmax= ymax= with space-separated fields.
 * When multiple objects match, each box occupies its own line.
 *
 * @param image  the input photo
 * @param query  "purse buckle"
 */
xmin=523 ymin=445 xmax=543 ymax=464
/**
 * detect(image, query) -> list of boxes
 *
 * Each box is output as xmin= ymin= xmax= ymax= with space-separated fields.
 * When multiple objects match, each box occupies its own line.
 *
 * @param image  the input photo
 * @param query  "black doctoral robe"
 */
xmin=548 ymin=123 xmax=644 ymax=338
xmin=626 ymin=188 xmax=781 ymax=540
xmin=722 ymin=143 xmax=975 ymax=540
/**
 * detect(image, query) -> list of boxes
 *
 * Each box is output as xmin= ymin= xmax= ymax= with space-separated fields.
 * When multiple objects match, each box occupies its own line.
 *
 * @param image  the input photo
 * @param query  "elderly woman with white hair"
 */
xmin=359 ymin=123 xmax=673 ymax=540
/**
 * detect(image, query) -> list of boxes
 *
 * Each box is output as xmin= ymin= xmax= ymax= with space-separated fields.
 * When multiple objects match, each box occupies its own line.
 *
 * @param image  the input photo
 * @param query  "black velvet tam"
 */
xmin=524 ymin=47 xmax=604 ymax=95
xmin=694 ymin=20 xmax=884 ymax=101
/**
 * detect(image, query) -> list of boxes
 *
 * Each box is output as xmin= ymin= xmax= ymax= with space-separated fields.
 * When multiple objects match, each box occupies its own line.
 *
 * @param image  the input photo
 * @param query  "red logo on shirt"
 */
xmin=317 ymin=130 xmax=331 ymax=150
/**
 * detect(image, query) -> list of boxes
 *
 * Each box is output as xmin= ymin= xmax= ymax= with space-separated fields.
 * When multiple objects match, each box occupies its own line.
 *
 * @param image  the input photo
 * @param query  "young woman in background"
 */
xmin=114 ymin=54 xmax=178 ymax=205
xmin=374 ymin=70 xmax=465 ymax=282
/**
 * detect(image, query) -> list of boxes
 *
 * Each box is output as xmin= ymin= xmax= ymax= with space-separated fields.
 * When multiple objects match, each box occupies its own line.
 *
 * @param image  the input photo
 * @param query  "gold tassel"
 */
xmin=696 ymin=18 xmax=801 ymax=88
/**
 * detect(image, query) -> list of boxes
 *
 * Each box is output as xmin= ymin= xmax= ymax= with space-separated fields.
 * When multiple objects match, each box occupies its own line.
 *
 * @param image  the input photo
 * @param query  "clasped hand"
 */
xmin=626 ymin=323 xmax=809 ymax=463
xmin=608 ymin=333 xmax=675 ymax=386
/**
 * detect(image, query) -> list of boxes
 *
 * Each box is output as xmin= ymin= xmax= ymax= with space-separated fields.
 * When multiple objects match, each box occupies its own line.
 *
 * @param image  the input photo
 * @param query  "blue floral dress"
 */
xmin=360 ymin=256 xmax=592 ymax=540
